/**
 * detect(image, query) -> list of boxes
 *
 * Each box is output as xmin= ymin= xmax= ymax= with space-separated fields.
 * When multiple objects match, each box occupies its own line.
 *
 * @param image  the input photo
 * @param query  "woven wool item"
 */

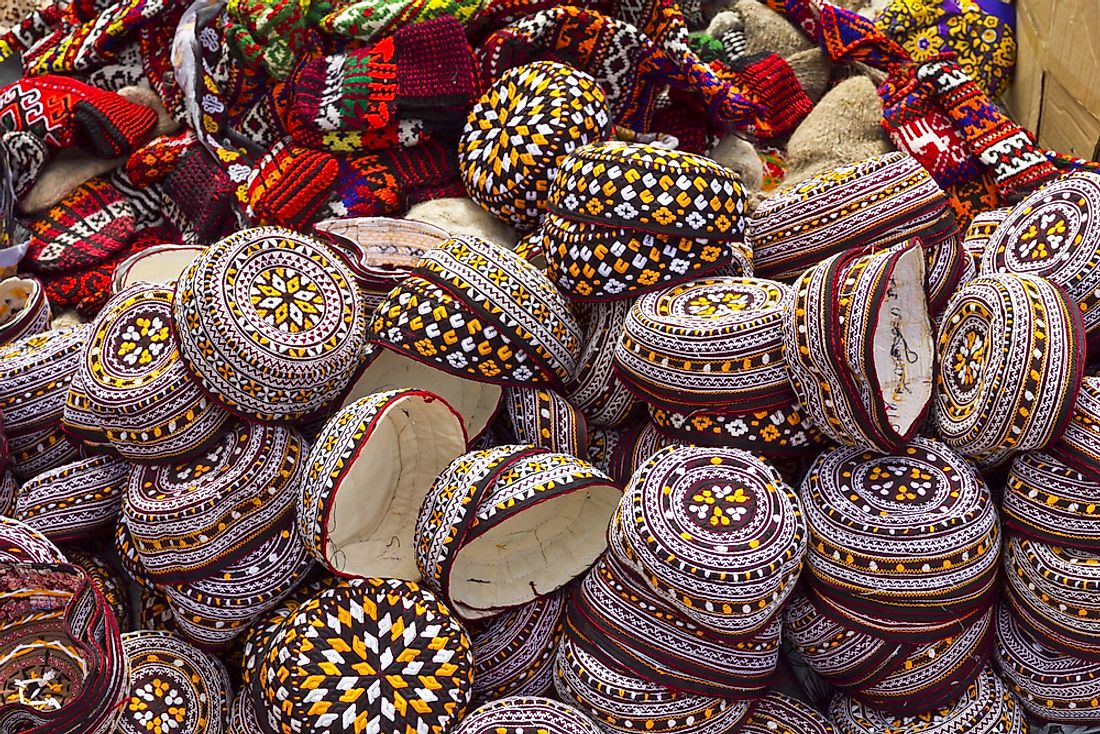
xmin=469 ymin=588 xmax=567 ymax=701
xmin=648 ymin=403 xmax=824 ymax=456
xmin=828 ymin=667 xmax=1025 ymax=734
xmin=1051 ymin=376 xmax=1100 ymax=483
xmin=553 ymin=628 xmax=753 ymax=734
xmin=416 ymin=444 xmax=620 ymax=619
xmin=15 ymin=455 xmax=127 ymax=543
xmin=174 ymin=227 xmax=367 ymax=423
xmin=783 ymin=241 xmax=935 ymax=453
xmin=748 ymin=152 xmax=957 ymax=281
xmin=568 ymin=551 xmax=780 ymax=699
xmin=1003 ymin=450 xmax=1100 ymax=550
xmin=82 ymin=284 xmax=230 ymax=464
xmin=609 ymin=444 xmax=806 ymax=638
xmin=0 ymin=324 xmax=88 ymax=436
xmin=566 ymin=300 xmax=640 ymax=429
xmin=800 ymin=439 xmax=999 ymax=640
xmin=253 ymin=578 xmax=473 ymax=734
xmin=24 ymin=177 xmax=137 ymax=274
xmin=298 ymin=389 xmax=466 ymax=581
xmin=455 ymin=696 xmax=603 ymax=734
xmin=738 ymin=691 xmax=837 ymax=734
xmin=615 ymin=277 xmax=793 ymax=412
xmin=0 ymin=516 xmax=65 ymax=563
xmin=503 ymin=387 xmax=588 ymax=458
xmin=124 ymin=421 xmax=306 ymax=583
xmin=995 ymin=602 xmax=1100 ymax=724
xmin=934 ymin=272 xmax=1085 ymax=456
xmin=459 ymin=61 xmax=611 ymax=231
xmin=0 ymin=276 xmax=50 ymax=347
xmin=117 ymin=630 xmax=232 ymax=734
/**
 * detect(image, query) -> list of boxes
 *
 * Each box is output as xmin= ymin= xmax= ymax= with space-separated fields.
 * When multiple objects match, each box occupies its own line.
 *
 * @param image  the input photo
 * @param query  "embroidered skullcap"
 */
xmin=609 ymin=444 xmax=806 ymax=638
xmin=923 ymin=232 xmax=970 ymax=319
xmin=62 ymin=368 xmax=112 ymax=450
xmin=110 ymin=244 xmax=205 ymax=293
xmin=1051 ymin=376 xmax=1100 ymax=483
xmin=117 ymin=631 xmax=231 ymax=734
xmin=416 ymin=444 xmax=620 ymax=619
xmin=1005 ymin=537 xmax=1100 ymax=661
xmin=542 ymin=212 xmax=751 ymax=301
xmin=566 ymin=300 xmax=640 ymax=429
xmin=832 ymin=667 xmax=1025 ymax=734
xmin=749 ymin=152 xmax=957 ymax=280
xmin=0 ymin=516 xmax=66 ymax=563
xmin=962 ymin=206 xmax=1012 ymax=268
xmin=229 ymin=684 xmax=264 ymax=734
xmin=136 ymin=588 xmax=177 ymax=633
xmin=783 ymin=241 xmax=935 ymax=452
xmin=161 ymin=517 xmax=313 ymax=649
xmin=553 ymin=628 xmax=753 ymax=734
xmin=15 ymin=455 xmax=127 ymax=543
xmin=995 ymin=602 xmax=1100 ymax=723
xmin=113 ymin=514 xmax=149 ymax=589
xmin=605 ymin=421 xmax=688 ymax=486
xmin=469 ymin=589 xmax=567 ymax=701
xmin=124 ymin=421 xmax=306 ymax=583
xmin=801 ymin=439 xmax=999 ymax=640
xmin=174 ymin=226 xmax=367 ymax=422
xmin=68 ymin=550 xmax=130 ymax=631
xmin=7 ymin=423 xmax=80 ymax=482
xmin=82 ymin=284 xmax=230 ymax=464
xmin=459 ymin=62 xmax=612 ymax=232
xmin=253 ymin=578 xmax=473 ymax=734
xmin=739 ymin=691 xmax=837 ymax=734
xmin=504 ymin=387 xmax=588 ymax=457
xmin=569 ymin=551 xmax=780 ymax=698
xmin=455 ymin=696 xmax=603 ymax=734
xmin=1003 ymin=450 xmax=1100 ymax=549
xmin=0 ymin=324 xmax=88 ymax=437
xmin=298 ymin=389 xmax=466 ymax=580
xmin=0 ymin=469 xmax=13 ymax=518
xmin=372 ymin=235 xmax=582 ymax=387
xmin=587 ymin=426 xmax=624 ymax=476
xmin=982 ymin=172 xmax=1100 ymax=346
xmin=648 ymin=403 xmax=825 ymax=456
xmin=0 ymin=562 xmax=128 ymax=734
xmin=616 ymin=277 xmax=793 ymax=412
xmin=934 ymin=272 xmax=1085 ymax=456
xmin=0 ymin=276 xmax=50 ymax=347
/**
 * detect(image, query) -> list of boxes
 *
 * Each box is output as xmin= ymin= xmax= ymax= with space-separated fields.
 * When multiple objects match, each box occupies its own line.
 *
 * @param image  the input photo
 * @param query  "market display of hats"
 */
xmin=14 ymin=454 xmax=127 ymax=542
xmin=469 ymin=588 xmax=567 ymax=701
xmin=503 ymin=386 xmax=588 ymax=458
xmin=298 ymin=389 xmax=466 ymax=580
xmin=565 ymin=300 xmax=640 ymax=429
xmin=116 ymin=630 xmax=232 ymax=734
xmin=174 ymin=226 xmax=367 ymax=423
xmin=800 ymin=438 xmax=999 ymax=640
xmin=0 ymin=275 xmax=50 ymax=346
xmin=455 ymin=696 xmax=603 ymax=734
xmin=934 ymin=272 xmax=1086 ymax=456
xmin=251 ymin=578 xmax=473 ymax=734
xmin=1002 ymin=449 xmax=1100 ymax=549
xmin=459 ymin=62 xmax=612 ymax=232
xmin=416 ymin=444 xmax=620 ymax=619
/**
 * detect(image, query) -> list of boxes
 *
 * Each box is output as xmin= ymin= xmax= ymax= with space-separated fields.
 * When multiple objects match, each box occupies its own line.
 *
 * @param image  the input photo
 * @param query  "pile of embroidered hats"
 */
xmin=2 ymin=0 xmax=1100 ymax=731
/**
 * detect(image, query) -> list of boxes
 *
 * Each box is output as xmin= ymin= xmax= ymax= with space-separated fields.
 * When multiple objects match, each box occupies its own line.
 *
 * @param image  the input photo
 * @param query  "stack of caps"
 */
xmin=934 ymin=272 xmax=1085 ymax=458
xmin=962 ymin=207 xmax=1012 ymax=268
xmin=14 ymin=454 xmax=127 ymax=543
xmin=566 ymin=300 xmax=639 ymax=429
xmin=458 ymin=61 xmax=612 ymax=232
xmin=0 ymin=275 xmax=50 ymax=346
xmin=503 ymin=387 xmax=588 ymax=458
xmin=800 ymin=438 xmax=1000 ymax=641
xmin=1002 ymin=449 xmax=1100 ymax=548
xmin=542 ymin=141 xmax=752 ymax=301
xmin=1050 ymin=375 xmax=1100 ymax=482
xmin=783 ymin=240 xmax=935 ymax=452
xmin=615 ymin=277 xmax=822 ymax=456
xmin=455 ymin=696 xmax=603 ymax=734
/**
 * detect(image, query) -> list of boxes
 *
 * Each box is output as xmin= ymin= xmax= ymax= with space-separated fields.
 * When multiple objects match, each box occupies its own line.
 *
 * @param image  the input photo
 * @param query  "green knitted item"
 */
xmin=318 ymin=0 xmax=483 ymax=41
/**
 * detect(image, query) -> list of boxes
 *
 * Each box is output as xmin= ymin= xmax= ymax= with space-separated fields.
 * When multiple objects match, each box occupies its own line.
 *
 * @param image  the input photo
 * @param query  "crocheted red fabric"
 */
xmin=394 ymin=16 xmax=477 ymax=132
xmin=72 ymin=88 xmax=158 ymax=158
xmin=24 ymin=176 xmax=136 ymax=274
xmin=126 ymin=130 xmax=201 ymax=186
xmin=162 ymin=146 xmax=240 ymax=242
xmin=246 ymin=141 xmax=341 ymax=229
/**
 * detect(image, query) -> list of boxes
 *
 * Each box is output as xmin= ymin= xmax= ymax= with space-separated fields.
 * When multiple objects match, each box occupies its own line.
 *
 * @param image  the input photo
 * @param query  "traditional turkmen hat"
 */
xmin=615 ymin=277 xmax=793 ymax=412
xmin=586 ymin=426 xmax=624 ymax=477
xmin=0 ymin=516 xmax=66 ymax=563
xmin=1005 ymin=537 xmax=1100 ymax=661
xmin=962 ymin=207 xmax=1012 ymax=267
xmin=503 ymin=387 xmax=588 ymax=458
xmin=298 ymin=389 xmax=466 ymax=581
xmin=0 ymin=324 xmax=89 ymax=436
xmin=455 ymin=696 xmax=603 ymax=734
xmin=62 ymin=368 xmax=113 ymax=451
xmin=124 ymin=421 xmax=306 ymax=583
xmin=566 ymin=300 xmax=639 ymax=429
xmin=117 ymin=630 xmax=231 ymax=734
xmin=229 ymin=686 xmax=264 ymax=734
xmin=136 ymin=588 xmax=178 ymax=634
xmin=68 ymin=550 xmax=131 ymax=631
xmin=253 ymin=578 xmax=473 ymax=734
xmin=459 ymin=62 xmax=612 ymax=232
xmin=553 ymin=628 xmax=753 ymax=734
xmin=648 ymin=403 xmax=825 ymax=456
xmin=1003 ymin=450 xmax=1100 ymax=549
xmin=569 ymin=551 xmax=780 ymax=699
xmin=923 ymin=231 xmax=970 ymax=319
xmin=0 ymin=276 xmax=50 ymax=346
xmin=415 ymin=444 xmax=620 ymax=619
xmin=995 ymin=602 xmax=1100 ymax=724
xmin=783 ymin=241 xmax=935 ymax=453
xmin=82 ymin=284 xmax=230 ymax=464
xmin=748 ymin=152 xmax=957 ymax=281
xmin=174 ymin=226 xmax=367 ymax=423
xmin=1051 ymin=376 xmax=1100 ymax=483
xmin=609 ymin=445 xmax=806 ymax=638
xmin=738 ymin=691 xmax=837 ymax=734
xmin=605 ymin=421 xmax=687 ymax=487
xmin=982 ymin=172 xmax=1100 ymax=346
xmin=829 ymin=667 xmax=1025 ymax=734
xmin=7 ymin=423 xmax=81 ymax=482
xmin=800 ymin=439 xmax=999 ymax=639
xmin=469 ymin=588 xmax=567 ymax=701
xmin=14 ymin=455 xmax=128 ymax=543
xmin=934 ymin=273 xmax=1085 ymax=456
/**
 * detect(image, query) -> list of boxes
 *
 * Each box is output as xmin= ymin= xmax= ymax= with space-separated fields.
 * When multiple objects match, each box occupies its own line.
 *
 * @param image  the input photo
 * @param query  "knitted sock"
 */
xmin=246 ymin=140 xmax=340 ymax=229
xmin=0 ymin=75 xmax=90 ymax=147
xmin=24 ymin=176 xmax=136 ymax=274
xmin=318 ymin=0 xmax=483 ymax=43
xmin=224 ymin=0 xmax=322 ymax=80
xmin=727 ymin=52 xmax=813 ymax=139
xmin=18 ymin=150 xmax=122 ymax=215
xmin=393 ymin=16 xmax=476 ymax=134
xmin=37 ymin=231 xmax=159 ymax=316
xmin=71 ymin=88 xmax=158 ymax=158
xmin=162 ymin=146 xmax=240 ymax=242
xmin=126 ymin=129 xmax=200 ymax=186
xmin=1 ymin=131 xmax=48 ymax=201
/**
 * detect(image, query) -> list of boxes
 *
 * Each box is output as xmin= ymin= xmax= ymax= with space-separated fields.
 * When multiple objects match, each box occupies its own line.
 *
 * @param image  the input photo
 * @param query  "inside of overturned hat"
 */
xmin=0 ymin=277 xmax=38 ymax=324
xmin=872 ymin=246 xmax=934 ymax=437
xmin=112 ymin=246 xmax=204 ymax=293
xmin=449 ymin=481 xmax=621 ymax=617
xmin=341 ymin=347 xmax=502 ymax=440
xmin=313 ymin=217 xmax=449 ymax=269
xmin=325 ymin=393 xmax=466 ymax=581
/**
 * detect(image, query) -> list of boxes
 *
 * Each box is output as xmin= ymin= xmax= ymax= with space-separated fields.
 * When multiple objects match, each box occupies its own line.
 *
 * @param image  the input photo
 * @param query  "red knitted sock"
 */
xmin=71 ymin=88 xmax=158 ymax=158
